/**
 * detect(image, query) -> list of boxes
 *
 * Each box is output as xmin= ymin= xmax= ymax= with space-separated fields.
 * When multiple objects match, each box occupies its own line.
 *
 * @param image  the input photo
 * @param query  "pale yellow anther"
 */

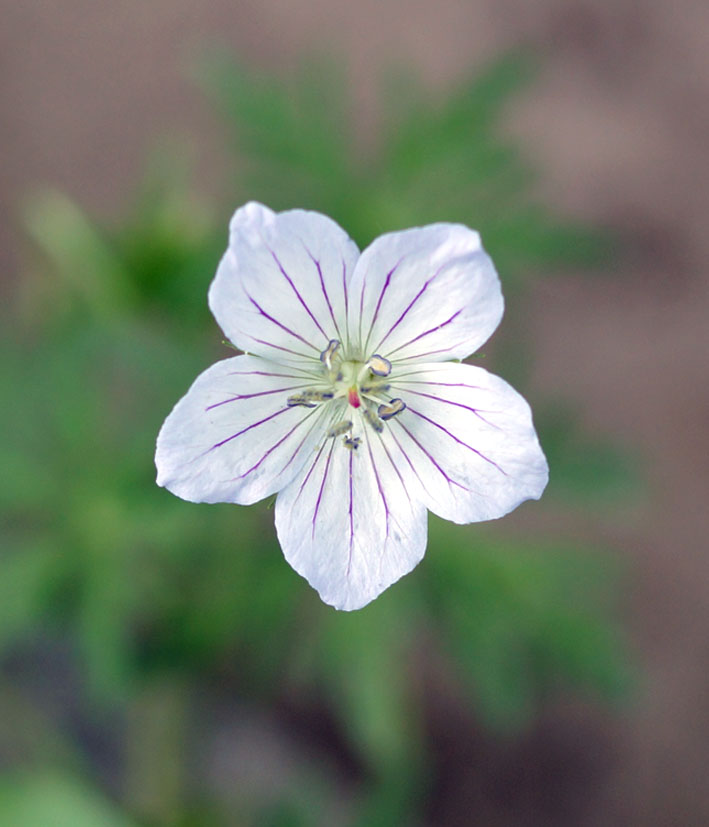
xmin=343 ymin=435 xmax=361 ymax=451
xmin=377 ymin=398 xmax=406 ymax=421
xmin=328 ymin=420 xmax=353 ymax=438
xmin=301 ymin=389 xmax=334 ymax=401
xmin=287 ymin=394 xmax=316 ymax=408
xmin=368 ymin=354 xmax=392 ymax=377
xmin=319 ymin=339 xmax=341 ymax=370
xmin=363 ymin=408 xmax=384 ymax=433
xmin=360 ymin=382 xmax=391 ymax=394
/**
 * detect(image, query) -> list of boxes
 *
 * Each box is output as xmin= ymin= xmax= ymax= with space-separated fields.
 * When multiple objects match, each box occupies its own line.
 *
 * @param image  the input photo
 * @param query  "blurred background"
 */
xmin=1 ymin=1 xmax=708 ymax=825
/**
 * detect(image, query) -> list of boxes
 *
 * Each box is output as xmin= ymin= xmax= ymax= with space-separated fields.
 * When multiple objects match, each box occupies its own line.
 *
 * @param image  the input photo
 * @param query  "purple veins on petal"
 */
xmin=406 ymin=407 xmax=507 ymax=475
xmin=371 ymin=266 xmax=445 ymax=352
xmin=231 ymin=404 xmax=324 ymax=482
xmin=341 ymin=257 xmax=349 ymax=317
xmin=207 ymin=407 xmax=291 ymax=452
xmin=374 ymin=428 xmax=413 ymax=501
xmin=295 ymin=439 xmax=329 ymax=506
xmin=396 ymin=387 xmax=501 ymax=429
xmin=246 ymin=294 xmax=318 ymax=351
xmin=384 ymin=308 xmax=464 ymax=356
xmin=365 ymin=435 xmax=391 ymax=541
xmin=247 ymin=336 xmax=315 ymax=360
xmin=368 ymin=260 xmax=402 ymax=330
xmin=346 ymin=449 xmax=354 ymax=576
xmin=394 ymin=421 xmax=472 ymax=493
xmin=303 ymin=245 xmax=342 ymax=340
xmin=266 ymin=244 xmax=330 ymax=340
xmin=205 ymin=384 xmax=308 ymax=411
xmin=231 ymin=415 xmax=310 ymax=481
xmin=312 ymin=439 xmax=336 ymax=539
xmin=396 ymin=339 xmax=472 ymax=361
xmin=227 ymin=369 xmax=314 ymax=379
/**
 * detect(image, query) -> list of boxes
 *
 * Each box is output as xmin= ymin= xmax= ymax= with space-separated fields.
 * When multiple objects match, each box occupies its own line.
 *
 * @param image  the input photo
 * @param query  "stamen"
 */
xmin=287 ymin=394 xmax=317 ymax=408
xmin=368 ymin=354 xmax=392 ymax=376
xmin=343 ymin=436 xmax=361 ymax=451
xmin=301 ymin=389 xmax=334 ymax=401
xmin=328 ymin=420 xmax=353 ymax=437
xmin=319 ymin=339 xmax=341 ymax=370
xmin=378 ymin=398 xmax=406 ymax=420
xmin=363 ymin=408 xmax=384 ymax=433
xmin=360 ymin=382 xmax=390 ymax=394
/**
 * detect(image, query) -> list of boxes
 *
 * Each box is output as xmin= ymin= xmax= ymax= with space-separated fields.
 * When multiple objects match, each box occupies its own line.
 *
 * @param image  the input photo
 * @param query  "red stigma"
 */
xmin=348 ymin=387 xmax=361 ymax=408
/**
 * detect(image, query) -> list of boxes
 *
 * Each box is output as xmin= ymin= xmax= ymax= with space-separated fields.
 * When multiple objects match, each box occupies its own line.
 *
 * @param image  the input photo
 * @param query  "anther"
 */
xmin=301 ymin=389 xmax=334 ymax=401
xmin=319 ymin=339 xmax=340 ymax=370
xmin=328 ymin=420 xmax=352 ymax=438
xmin=363 ymin=408 xmax=384 ymax=433
xmin=287 ymin=394 xmax=316 ymax=408
xmin=368 ymin=355 xmax=391 ymax=376
xmin=344 ymin=436 xmax=361 ymax=451
xmin=360 ymin=382 xmax=390 ymax=394
xmin=378 ymin=398 xmax=406 ymax=420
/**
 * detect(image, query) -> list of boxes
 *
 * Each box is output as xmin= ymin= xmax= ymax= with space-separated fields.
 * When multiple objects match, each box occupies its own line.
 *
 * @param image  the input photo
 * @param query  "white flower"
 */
xmin=155 ymin=202 xmax=548 ymax=610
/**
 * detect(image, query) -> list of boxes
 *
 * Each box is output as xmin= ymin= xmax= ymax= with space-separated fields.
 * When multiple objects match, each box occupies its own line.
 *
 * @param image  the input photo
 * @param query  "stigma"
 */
xmin=348 ymin=387 xmax=361 ymax=408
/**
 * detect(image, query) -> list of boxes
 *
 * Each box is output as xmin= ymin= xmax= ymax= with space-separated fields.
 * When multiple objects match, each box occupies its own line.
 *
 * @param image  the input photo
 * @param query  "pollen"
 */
xmin=328 ymin=420 xmax=352 ymax=438
xmin=319 ymin=339 xmax=340 ymax=370
xmin=343 ymin=435 xmax=361 ymax=451
xmin=368 ymin=354 xmax=392 ymax=377
xmin=301 ymin=389 xmax=334 ymax=401
xmin=287 ymin=394 xmax=317 ymax=408
xmin=363 ymin=408 xmax=384 ymax=433
xmin=378 ymin=398 xmax=406 ymax=420
xmin=360 ymin=382 xmax=390 ymax=394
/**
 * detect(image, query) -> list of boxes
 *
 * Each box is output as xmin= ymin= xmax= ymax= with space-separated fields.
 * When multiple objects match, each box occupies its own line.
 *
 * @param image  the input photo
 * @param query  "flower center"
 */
xmin=286 ymin=339 xmax=406 ymax=449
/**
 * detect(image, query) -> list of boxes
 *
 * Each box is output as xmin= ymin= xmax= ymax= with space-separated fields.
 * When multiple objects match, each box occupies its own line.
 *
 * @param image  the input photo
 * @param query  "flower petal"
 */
xmin=156 ymin=355 xmax=329 ymax=505
xmin=386 ymin=362 xmax=548 ymax=523
xmin=275 ymin=427 xmax=428 ymax=610
xmin=348 ymin=223 xmax=503 ymax=362
xmin=208 ymin=202 xmax=360 ymax=364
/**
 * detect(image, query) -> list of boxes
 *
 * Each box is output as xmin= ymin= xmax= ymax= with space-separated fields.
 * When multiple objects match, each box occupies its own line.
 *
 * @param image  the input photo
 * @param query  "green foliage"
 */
xmin=0 ymin=772 xmax=137 ymax=827
xmin=538 ymin=403 xmax=640 ymax=505
xmin=426 ymin=521 xmax=631 ymax=730
xmin=202 ymin=53 xmax=610 ymax=281
xmin=1 ymin=53 xmax=637 ymax=825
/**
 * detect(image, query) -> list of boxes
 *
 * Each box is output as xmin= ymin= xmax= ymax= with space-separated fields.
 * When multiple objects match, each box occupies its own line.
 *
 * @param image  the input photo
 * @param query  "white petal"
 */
xmin=275 ymin=427 xmax=428 ymax=611
xmin=348 ymin=223 xmax=503 ymax=362
xmin=386 ymin=362 xmax=548 ymax=523
xmin=208 ymin=202 xmax=360 ymax=364
xmin=155 ymin=355 xmax=329 ymax=505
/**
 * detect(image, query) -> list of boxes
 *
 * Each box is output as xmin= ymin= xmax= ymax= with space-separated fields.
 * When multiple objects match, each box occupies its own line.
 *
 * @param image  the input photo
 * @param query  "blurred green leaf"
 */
xmin=306 ymin=595 xmax=423 ymax=777
xmin=22 ymin=190 xmax=136 ymax=318
xmin=0 ymin=772 xmax=137 ymax=827
xmin=204 ymin=51 xmax=610 ymax=282
xmin=538 ymin=404 xmax=640 ymax=504
xmin=425 ymin=521 xmax=631 ymax=730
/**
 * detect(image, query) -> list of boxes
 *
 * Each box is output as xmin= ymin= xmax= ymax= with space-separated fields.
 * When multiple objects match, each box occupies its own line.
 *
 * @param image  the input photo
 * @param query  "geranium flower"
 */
xmin=155 ymin=202 xmax=548 ymax=610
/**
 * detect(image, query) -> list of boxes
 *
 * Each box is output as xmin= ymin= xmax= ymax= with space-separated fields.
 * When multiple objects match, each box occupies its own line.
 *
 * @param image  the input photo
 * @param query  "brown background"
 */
xmin=2 ymin=1 xmax=708 ymax=823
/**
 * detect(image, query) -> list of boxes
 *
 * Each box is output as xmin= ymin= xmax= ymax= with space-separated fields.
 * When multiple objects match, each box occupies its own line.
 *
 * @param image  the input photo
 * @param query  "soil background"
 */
xmin=2 ymin=1 xmax=708 ymax=824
